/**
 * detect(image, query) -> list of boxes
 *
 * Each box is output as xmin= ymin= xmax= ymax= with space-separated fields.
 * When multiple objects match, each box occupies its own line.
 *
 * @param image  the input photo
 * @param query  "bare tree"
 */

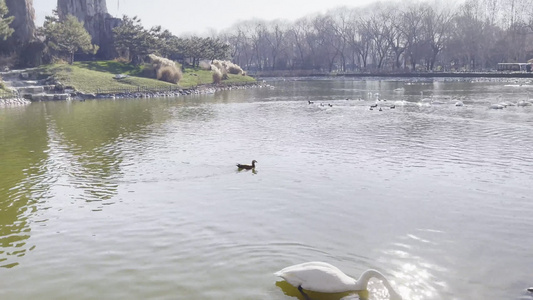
xmin=218 ymin=0 xmax=532 ymax=73
xmin=264 ymin=22 xmax=289 ymax=70
xmin=386 ymin=8 xmax=407 ymax=70
xmin=367 ymin=5 xmax=395 ymax=69
xmin=400 ymin=3 xmax=428 ymax=71
xmin=423 ymin=4 xmax=455 ymax=70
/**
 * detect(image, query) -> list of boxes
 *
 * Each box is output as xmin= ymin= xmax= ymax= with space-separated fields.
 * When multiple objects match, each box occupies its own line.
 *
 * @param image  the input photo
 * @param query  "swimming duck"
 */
xmin=237 ymin=160 xmax=257 ymax=170
xmin=528 ymin=287 xmax=533 ymax=292
xmin=308 ymin=100 xmax=314 ymax=104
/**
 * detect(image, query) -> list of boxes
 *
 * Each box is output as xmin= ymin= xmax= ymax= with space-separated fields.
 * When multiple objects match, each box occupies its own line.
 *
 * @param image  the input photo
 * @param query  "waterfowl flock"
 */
xmin=304 ymin=86 xmax=533 ymax=112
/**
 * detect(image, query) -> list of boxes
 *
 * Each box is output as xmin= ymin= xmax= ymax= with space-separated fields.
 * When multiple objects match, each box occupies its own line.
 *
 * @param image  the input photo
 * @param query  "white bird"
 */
xmin=517 ymin=100 xmax=532 ymax=107
xmin=275 ymin=262 xmax=402 ymax=300
xmin=454 ymin=101 xmax=464 ymax=107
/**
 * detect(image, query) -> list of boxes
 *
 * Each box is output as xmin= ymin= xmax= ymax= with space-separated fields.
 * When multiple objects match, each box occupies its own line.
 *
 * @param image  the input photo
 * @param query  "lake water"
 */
xmin=1 ymin=78 xmax=533 ymax=300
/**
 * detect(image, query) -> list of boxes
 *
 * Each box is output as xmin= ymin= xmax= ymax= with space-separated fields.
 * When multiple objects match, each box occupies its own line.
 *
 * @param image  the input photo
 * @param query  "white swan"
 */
xmin=275 ymin=262 xmax=402 ymax=300
xmin=517 ymin=100 xmax=532 ymax=107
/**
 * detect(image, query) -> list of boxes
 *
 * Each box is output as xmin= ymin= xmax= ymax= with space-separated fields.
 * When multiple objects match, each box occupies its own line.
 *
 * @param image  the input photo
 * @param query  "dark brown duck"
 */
xmin=237 ymin=160 xmax=257 ymax=170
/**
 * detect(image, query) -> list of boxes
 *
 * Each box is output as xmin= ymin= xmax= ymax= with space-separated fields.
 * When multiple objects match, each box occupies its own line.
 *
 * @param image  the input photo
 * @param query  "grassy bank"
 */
xmin=37 ymin=61 xmax=256 ymax=94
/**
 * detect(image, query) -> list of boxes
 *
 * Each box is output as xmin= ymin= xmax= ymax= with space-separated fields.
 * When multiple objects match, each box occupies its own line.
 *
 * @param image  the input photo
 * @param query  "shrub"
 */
xmin=227 ymin=64 xmax=244 ymax=75
xmin=147 ymin=54 xmax=183 ymax=84
xmin=157 ymin=66 xmax=180 ymax=84
xmin=212 ymin=60 xmax=244 ymax=76
xmin=212 ymin=65 xmax=223 ymax=84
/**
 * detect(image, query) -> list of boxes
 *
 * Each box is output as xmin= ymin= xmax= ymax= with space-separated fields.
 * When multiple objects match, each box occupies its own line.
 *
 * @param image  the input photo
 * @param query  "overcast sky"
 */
xmin=33 ymin=0 xmax=395 ymax=35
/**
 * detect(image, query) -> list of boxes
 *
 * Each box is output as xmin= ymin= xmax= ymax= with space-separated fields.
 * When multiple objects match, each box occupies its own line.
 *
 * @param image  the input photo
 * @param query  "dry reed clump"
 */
xmin=199 ymin=60 xmax=211 ymax=70
xmin=211 ymin=65 xmax=223 ymax=84
xmin=157 ymin=66 xmax=181 ymax=84
xmin=148 ymin=54 xmax=182 ymax=84
xmin=211 ymin=60 xmax=244 ymax=76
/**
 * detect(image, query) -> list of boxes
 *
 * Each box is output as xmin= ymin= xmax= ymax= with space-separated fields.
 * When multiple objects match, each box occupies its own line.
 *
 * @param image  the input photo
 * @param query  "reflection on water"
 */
xmin=276 ymin=280 xmax=362 ymax=300
xmin=276 ymin=276 xmax=398 ymax=300
xmin=381 ymin=230 xmax=451 ymax=300
xmin=1 ymin=79 xmax=533 ymax=299
xmin=0 ymin=99 xmax=176 ymax=266
xmin=0 ymin=105 xmax=49 ymax=268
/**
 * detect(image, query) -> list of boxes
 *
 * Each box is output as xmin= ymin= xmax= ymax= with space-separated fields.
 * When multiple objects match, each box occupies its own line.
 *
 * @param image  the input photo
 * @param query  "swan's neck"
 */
xmin=354 ymin=269 xmax=381 ymax=290
xmin=354 ymin=269 xmax=401 ymax=299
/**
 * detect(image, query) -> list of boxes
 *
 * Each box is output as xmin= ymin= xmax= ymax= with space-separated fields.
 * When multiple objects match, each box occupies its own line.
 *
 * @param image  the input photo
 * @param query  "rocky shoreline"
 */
xmin=0 ymin=80 xmax=270 ymax=107
xmin=71 ymin=82 xmax=269 ymax=100
xmin=1 ymin=68 xmax=270 ymax=105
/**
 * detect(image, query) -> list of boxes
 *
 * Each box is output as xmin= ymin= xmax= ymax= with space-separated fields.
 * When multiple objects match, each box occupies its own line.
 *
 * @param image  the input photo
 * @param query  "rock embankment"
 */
xmin=0 ymin=97 xmax=31 ymax=107
xmin=1 ymin=68 xmax=267 ymax=103
xmin=1 ymin=69 xmax=71 ymax=104
xmin=90 ymin=83 xmax=268 ymax=100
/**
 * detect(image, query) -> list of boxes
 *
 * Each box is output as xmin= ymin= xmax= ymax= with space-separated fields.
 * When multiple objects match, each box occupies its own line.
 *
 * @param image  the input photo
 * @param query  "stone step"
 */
xmin=7 ymin=80 xmax=40 ymax=87
xmin=17 ymin=85 xmax=45 ymax=94
xmin=24 ymin=93 xmax=71 ymax=101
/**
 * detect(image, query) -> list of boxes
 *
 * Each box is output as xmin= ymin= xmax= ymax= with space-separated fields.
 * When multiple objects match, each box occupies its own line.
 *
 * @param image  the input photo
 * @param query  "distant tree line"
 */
xmin=218 ymin=0 xmax=533 ymax=72
xmin=2 ymin=0 xmax=533 ymax=72
xmin=112 ymin=15 xmax=229 ymax=67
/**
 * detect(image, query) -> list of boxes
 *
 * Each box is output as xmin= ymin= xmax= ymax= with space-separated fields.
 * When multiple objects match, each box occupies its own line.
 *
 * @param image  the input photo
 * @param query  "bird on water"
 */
xmin=275 ymin=262 xmax=402 ymax=300
xmin=236 ymin=160 xmax=257 ymax=170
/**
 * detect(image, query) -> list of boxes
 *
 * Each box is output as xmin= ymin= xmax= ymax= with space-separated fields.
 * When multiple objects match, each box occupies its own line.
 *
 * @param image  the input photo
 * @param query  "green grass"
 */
xmin=223 ymin=73 xmax=257 ymax=85
xmin=38 ymin=63 xmax=174 ymax=94
xmin=180 ymin=67 xmax=256 ymax=87
xmin=35 ymin=61 xmax=256 ymax=94
xmin=74 ymin=61 xmax=145 ymax=76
